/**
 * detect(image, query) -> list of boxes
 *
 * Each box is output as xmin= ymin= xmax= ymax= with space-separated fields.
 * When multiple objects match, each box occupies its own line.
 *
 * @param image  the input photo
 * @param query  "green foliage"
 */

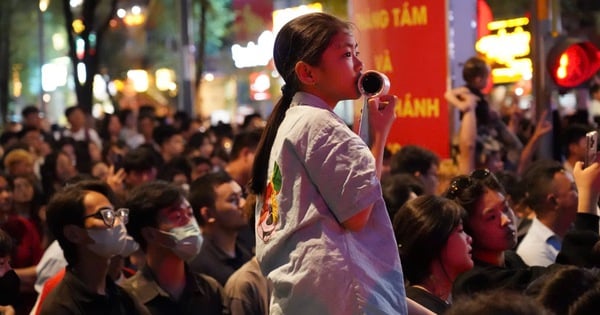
xmin=200 ymin=0 xmax=235 ymax=56
xmin=2 ymin=0 xmax=68 ymax=116
xmin=140 ymin=0 xmax=234 ymax=73
xmin=145 ymin=0 xmax=180 ymax=71
xmin=9 ymin=2 xmax=39 ymax=104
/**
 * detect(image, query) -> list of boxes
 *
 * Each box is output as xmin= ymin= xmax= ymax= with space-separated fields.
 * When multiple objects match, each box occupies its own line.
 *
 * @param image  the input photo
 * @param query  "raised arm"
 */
xmin=516 ymin=110 xmax=553 ymax=176
xmin=445 ymin=87 xmax=478 ymax=175
xmin=343 ymin=95 xmax=397 ymax=231
xmin=573 ymin=160 xmax=600 ymax=215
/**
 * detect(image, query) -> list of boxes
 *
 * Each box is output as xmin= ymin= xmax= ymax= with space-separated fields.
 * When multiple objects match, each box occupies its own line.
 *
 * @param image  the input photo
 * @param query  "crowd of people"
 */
xmin=1 ymin=11 xmax=600 ymax=315
xmin=0 ymin=101 xmax=266 ymax=314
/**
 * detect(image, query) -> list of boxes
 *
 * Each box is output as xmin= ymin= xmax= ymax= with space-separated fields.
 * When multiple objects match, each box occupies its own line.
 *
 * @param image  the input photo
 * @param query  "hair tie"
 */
xmin=281 ymin=84 xmax=294 ymax=97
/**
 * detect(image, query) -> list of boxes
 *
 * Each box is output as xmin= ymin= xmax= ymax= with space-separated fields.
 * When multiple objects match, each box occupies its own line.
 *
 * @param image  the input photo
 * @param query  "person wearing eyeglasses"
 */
xmin=121 ymin=181 xmax=228 ymax=315
xmin=39 ymin=180 xmax=148 ymax=315
xmin=445 ymin=165 xmax=600 ymax=299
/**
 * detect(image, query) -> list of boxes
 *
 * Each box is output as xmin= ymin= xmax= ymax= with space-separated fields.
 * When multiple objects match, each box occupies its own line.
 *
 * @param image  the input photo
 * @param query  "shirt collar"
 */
xmin=291 ymin=92 xmax=332 ymax=111
xmin=531 ymin=217 xmax=561 ymax=244
xmin=128 ymin=265 xmax=171 ymax=304
xmin=63 ymin=267 xmax=118 ymax=303
xmin=130 ymin=264 xmax=207 ymax=304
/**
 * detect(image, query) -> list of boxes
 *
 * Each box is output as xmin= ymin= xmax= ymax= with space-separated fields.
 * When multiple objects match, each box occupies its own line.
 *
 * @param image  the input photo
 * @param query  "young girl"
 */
xmin=249 ymin=12 xmax=407 ymax=314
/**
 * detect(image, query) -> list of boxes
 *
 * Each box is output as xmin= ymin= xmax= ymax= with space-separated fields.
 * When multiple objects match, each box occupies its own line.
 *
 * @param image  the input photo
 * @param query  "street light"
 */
xmin=39 ymin=0 xmax=49 ymax=12
xmin=120 ymin=5 xmax=147 ymax=27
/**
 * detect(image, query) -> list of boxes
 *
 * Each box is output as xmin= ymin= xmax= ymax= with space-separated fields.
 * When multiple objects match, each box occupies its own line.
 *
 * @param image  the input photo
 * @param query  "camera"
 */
xmin=358 ymin=70 xmax=390 ymax=97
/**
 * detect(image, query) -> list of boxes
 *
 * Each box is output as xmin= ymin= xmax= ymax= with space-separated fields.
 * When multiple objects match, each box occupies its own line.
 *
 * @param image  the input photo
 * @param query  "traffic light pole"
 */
xmin=531 ymin=0 xmax=560 ymax=160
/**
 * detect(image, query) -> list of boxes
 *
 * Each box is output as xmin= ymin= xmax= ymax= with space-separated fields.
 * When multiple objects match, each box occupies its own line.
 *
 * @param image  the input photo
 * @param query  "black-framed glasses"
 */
xmin=446 ymin=169 xmax=490 ymax=199
xmin=83 ymin=207 xmax=129 ymax=227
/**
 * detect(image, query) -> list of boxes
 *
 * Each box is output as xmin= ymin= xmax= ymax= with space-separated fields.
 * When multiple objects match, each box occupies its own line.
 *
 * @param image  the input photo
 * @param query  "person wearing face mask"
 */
xmin=38 ymin=180 xmax=149 ymax=315
xmin=121 ymin=181 xmax=228 ymax=315
xmin=30 ymin=235 xmax=140 ymax=315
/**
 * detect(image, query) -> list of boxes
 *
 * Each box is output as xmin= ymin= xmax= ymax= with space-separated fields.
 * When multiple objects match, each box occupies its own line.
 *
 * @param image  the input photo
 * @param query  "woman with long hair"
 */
xmin=248 ymin=12 xmax=406 ymax=315
xmin=393 ymin=195 xmax=472 ymax=314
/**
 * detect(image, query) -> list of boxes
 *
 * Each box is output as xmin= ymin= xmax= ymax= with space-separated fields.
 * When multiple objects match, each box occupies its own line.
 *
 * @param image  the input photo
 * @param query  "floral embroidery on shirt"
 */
xmin=258 ymin=161 xmax=281 ymax=242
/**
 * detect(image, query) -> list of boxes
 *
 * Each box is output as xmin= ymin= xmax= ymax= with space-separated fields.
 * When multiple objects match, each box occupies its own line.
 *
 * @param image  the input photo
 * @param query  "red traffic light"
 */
xmin=547 ymin=38 xmax=600 ymax=89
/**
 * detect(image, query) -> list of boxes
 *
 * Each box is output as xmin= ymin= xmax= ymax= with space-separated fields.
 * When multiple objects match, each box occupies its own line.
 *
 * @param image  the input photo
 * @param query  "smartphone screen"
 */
xmin=584 ymin=131 xmax=598 ymax=168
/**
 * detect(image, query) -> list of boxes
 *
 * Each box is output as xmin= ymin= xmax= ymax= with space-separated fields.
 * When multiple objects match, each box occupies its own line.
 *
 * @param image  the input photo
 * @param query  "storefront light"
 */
xmin=93 ymin=74 xmax=108 ymax=100
xmin=273 ymin=3 xmax=323 ymax=35
xmin=204 ymin=73 xmax=215 ymax=82
xmin=52 ymin=33 xmax=66 ymax=51
xmin=107 ymin=81 xmax=117 ymax=96
xmin=231 ymin=30 xmax=274 ymax=68
xmin=39 ymin=0 xmax=49 ymax=12
xmin=122 ymin=5 xmax=147 ymax=26
xmin=72 ymin=19 xmax=85 ymax=34
xmin=476 ymin=17 xmax=532 ymax=84
xmin=42 ymin=63 xmax=67 ymax=92
xmin=77 ymin=62 xmax=86 ymax=84
xmin=127 ymin=69 xmax=149 ymax=92
xmin=156 ymin=68 xmax=176 ymax=91
xmin=515 ymin=87 xmax=524 ymax=96
xmin=70 ymin=0 xmax=83 ymax=8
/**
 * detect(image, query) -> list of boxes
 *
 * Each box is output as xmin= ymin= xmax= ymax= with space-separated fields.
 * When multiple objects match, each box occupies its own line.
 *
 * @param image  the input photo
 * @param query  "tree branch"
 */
xmin=97 ymin=0 xmax=118 ymax=38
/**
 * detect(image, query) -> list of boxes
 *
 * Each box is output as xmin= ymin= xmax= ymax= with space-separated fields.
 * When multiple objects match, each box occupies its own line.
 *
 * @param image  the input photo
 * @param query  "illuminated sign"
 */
xmin=476 ymin=17 xmax=532 ymax=83
xmin=272 ymin=3 xmax=323 ymax=34
xmin=230 ymin=3 xmax=322 ymax=69
xmin=127 ymin=69 xmax=149 ymax=92
xmin=42 ymin=57 xmax=70 ymax=92
xmin=249 ymin=72 xmax=271 ymax=101
xmin=231 ymin=31 xmax=275 ymax=69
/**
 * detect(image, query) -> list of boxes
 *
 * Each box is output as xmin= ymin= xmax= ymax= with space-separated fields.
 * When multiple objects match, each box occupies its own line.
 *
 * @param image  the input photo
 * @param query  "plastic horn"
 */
xmin=357 ymin=70 xmax=391 ymax=145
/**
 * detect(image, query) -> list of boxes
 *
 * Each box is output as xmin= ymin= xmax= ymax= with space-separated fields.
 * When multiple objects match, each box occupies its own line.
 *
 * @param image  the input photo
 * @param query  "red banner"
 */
xmin=350 ymin=0 xmax=450 ymax=158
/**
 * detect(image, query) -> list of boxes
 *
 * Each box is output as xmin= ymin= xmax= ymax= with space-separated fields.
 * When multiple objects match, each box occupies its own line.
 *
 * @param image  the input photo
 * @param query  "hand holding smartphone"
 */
xmin=584 ymin=131 xmax=598 ymax=168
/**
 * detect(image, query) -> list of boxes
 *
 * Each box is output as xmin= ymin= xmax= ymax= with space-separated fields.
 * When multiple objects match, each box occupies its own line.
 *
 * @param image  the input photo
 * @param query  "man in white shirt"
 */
xmin=61 ymin=105 xmax=102 ymax=149
xmin=517 ymin=161 xmax=578 ymax=266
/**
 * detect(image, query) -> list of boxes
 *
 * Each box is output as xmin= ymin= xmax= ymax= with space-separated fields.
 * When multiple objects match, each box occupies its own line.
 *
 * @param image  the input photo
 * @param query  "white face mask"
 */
xmin=157 ymin=219 xmax=203 ymax=261
xmin=86 ymin=222 xmax=128 ymax=258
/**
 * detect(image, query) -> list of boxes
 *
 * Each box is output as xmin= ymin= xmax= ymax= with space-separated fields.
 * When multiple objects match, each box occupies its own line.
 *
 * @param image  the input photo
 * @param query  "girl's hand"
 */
xmin=367 ymin=94 xmax=397 ymax=140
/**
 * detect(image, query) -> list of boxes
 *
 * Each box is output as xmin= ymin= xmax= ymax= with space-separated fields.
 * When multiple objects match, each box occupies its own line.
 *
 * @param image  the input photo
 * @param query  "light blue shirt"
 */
xmin=255 ymin=92 xmax=407 ymax=315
